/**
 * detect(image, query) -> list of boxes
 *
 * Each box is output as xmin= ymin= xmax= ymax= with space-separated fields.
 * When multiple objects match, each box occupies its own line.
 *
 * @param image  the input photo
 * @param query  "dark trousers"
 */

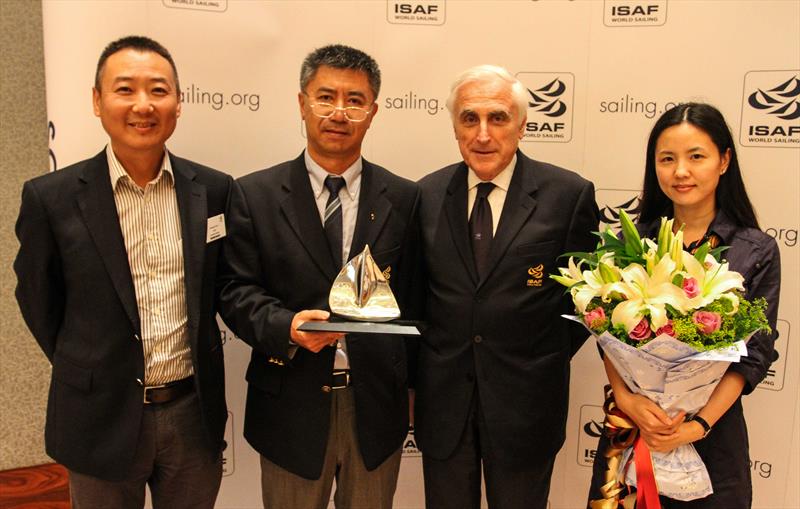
xmin=68 ymin=391 xmax=222 ymax=509
xmin=422 ymin=389 xmax=555 ymax=509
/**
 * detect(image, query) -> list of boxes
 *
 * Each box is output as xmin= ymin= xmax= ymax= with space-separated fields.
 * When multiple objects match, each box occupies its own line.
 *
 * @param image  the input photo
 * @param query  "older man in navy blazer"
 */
xmin=415 ymin=65 xmax=599 ymax=509
xmin=14 ymin=36 xmax=230 ymax=509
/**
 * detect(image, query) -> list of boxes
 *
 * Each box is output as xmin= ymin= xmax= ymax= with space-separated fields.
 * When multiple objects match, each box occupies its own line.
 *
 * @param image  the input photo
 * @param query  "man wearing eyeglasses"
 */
xmin=218 ymin=44 xmax=420 ymax=509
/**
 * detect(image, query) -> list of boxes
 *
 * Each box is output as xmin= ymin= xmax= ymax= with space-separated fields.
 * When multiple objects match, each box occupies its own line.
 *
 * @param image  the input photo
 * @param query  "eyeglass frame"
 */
xmin=303 ymin=95 xmax=374 ymax=123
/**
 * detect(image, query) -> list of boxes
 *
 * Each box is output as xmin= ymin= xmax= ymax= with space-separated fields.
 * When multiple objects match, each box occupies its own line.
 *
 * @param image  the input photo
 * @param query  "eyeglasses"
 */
xmin=309 ymin=102 xmax=372 ymax=122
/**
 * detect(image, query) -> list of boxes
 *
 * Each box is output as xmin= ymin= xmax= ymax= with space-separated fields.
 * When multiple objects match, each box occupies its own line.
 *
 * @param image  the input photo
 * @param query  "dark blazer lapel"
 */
xmin=444 ymin=164 xmax=478 ymax=285
xmin=76 ymin=150 xmax=140 ymax=332
xmin=279 ymin=154 xmax=339 ymax=280
xmin=172 ymin=155 xmax=206 ymax=332
xmin=482 ymin=152 xmax=538 ymax=285
xmin=350 ymin=160 xmax=391 ymax=257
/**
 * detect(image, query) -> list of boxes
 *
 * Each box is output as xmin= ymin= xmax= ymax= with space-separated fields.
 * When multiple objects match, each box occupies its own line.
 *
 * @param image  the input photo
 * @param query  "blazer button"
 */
xmin=134 ymin=334 xmax=141 ymax=342
xmin=136 ymin=378 xmax=144 ymax=386
xmin=321 ymin=385 xmax=332 ymax=393
xmin=473 ymin=335 xmax=483 ymax=343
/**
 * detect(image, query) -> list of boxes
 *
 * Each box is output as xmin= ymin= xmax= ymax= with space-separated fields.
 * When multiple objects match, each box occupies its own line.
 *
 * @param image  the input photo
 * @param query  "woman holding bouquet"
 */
xmin=587 ymin=102 xmax=781 ymax=508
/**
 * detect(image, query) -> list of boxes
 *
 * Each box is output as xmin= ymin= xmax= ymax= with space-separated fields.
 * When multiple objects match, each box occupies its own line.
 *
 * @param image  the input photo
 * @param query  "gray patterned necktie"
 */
xmin=324 ymin=176 xmax=346 ymax=268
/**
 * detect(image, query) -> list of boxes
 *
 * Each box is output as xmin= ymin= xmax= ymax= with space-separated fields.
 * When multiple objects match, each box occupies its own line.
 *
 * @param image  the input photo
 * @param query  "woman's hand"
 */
xmin=615 ymin=390 xmax=685 ymax=436
xmin=645 ymin=420 xmax=706 ymax=453
xmin=603 ymin=356 xmax=685 ymax=447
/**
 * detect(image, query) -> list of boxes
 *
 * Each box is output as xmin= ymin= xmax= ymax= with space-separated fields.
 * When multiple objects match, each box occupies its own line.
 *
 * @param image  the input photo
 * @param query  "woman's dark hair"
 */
xmin=638 ymin=102 xmax=760 ymax=229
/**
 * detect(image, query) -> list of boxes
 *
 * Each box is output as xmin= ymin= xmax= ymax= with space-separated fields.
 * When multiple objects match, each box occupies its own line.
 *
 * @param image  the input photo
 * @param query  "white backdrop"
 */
xmin=40 ymin=1 xmax=799 ymax=507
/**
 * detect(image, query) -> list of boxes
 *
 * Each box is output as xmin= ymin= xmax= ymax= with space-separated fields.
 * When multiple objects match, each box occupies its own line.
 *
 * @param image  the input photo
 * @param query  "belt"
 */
xmin=143 ymin=376 xmax=194 ymax=404
xmin=331 ymin=370 xmax=351 ymax=390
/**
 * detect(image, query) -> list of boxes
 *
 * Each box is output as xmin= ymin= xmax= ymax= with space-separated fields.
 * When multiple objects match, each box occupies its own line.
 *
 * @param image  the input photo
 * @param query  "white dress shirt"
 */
xmin=305 ymin=150 xmax=363 ymax=370
xmin=466 ymin=154 xmax=517 ymax=234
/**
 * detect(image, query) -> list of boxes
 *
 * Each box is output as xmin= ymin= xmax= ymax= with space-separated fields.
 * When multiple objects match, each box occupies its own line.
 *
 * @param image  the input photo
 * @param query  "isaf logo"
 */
xmin=222 ymin=411 xmax=235 ymax=476
xmin=604 ymin=0 xmax=668 ymax=27
xmin=758 ymin=319 xmax=790 ymax=391
xmin=402 ymin=425 xmax=421 ymax=457
xmin=162 ymin=0 xmax=227 ymax=13
xmin=517 ymin=72 xmax=575 ymax=143
xmin=596 ymin=189 xmax=641 ymax=230
xmin=387 ymin=1 xmax=445 ymax=25
xmin=527 ymin=264 xmax=544 ymax=287
xmin=740 ymin=71 xmax=800 ymax=148
xmin=578 ymin=405 xmax=605 ymax=467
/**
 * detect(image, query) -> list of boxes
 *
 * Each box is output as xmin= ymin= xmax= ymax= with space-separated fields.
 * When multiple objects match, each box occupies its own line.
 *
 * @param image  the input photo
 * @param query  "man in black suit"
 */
xmin=218 ymin=44 xmax=419 ymax=509
xmin=415 ymin=65 xmax=599 ymax=508
xmin=14 ymin=36 xmax=231 ymax=509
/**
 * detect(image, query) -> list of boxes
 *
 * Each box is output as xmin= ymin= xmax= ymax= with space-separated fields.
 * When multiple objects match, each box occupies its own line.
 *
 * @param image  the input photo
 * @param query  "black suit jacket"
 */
xmin=218 ymin=153 xmax=420 ymax=480
xmin=14 ymin=150 xmax=232 ymax=481
xmin=415 ymin=150 xmax=599 ymax=469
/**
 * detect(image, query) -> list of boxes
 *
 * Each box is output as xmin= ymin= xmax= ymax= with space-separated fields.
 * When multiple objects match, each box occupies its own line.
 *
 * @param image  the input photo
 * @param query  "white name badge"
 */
xmin=206 ymin=213 xmax=226 ymax=243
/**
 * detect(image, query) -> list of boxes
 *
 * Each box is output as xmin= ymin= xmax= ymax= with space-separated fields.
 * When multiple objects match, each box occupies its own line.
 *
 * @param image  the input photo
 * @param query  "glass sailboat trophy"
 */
xmin=298 ymin=245 xmax=420 ymax=335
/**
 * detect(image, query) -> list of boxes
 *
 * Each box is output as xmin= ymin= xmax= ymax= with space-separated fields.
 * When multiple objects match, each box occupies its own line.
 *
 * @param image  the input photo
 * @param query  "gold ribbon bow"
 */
xmin=589 ymin=385 xmax=639 ymax=509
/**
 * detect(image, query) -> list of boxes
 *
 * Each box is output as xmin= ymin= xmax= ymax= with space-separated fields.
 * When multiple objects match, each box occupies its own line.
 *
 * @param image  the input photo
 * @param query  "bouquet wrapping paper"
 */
xmin=580 ymin=318 xmax=750 ymax=501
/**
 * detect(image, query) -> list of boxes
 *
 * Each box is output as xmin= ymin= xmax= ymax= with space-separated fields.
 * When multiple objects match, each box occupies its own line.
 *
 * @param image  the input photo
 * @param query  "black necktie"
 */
xmin=470 ymin=182 xmax=495 ymax=278
xmin=324 ymin=176 xmax=346 ymax=268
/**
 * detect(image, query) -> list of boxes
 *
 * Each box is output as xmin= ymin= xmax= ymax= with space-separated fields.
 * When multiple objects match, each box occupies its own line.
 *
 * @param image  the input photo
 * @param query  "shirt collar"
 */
xmin=705 ymin=209 xmax=737 ymax=245
xmin=467 ymin=154 xmax=516 ymax=192
xmin=305 ymin=150 xmax=362 ymax=200
xmin=106 ymin=144 xmax=174 ymax=190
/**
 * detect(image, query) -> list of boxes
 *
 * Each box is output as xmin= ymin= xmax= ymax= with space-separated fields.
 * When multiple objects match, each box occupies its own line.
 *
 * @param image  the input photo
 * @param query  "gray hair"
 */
xmin=300 ymin=44 xmax=381 ymax=100
xmin=445 ymin=64 xmax=528 ymax=120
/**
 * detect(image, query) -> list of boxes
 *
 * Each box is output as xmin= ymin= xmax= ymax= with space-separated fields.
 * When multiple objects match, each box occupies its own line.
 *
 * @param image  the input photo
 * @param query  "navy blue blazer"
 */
xmin=15 ymin=150 xmax=232 ymax=480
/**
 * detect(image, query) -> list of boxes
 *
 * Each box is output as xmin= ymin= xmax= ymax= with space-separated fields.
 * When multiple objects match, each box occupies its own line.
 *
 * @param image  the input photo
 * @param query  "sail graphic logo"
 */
xmin=517 ymin=72 xmax=575 ymax=143
xmin=740 ymin=71 xmax=800 ymax=148
xmin=596 ymin=189 xmax=641 ymax=231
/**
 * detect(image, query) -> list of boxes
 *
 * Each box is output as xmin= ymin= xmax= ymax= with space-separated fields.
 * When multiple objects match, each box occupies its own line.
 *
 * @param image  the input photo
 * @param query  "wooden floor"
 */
xmin=0 ymin=463 xmax=69 ymax=509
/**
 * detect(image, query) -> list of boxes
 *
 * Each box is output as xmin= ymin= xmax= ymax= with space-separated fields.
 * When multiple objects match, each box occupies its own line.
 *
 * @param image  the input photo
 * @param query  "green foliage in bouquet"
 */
xmin=552 ymin=210 xmax=770 ymax=349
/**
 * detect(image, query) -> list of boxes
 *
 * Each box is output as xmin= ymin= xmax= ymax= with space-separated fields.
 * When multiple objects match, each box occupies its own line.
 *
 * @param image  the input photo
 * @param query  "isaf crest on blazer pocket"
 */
xmin=526 ymin=264 xmax=544 ymax=287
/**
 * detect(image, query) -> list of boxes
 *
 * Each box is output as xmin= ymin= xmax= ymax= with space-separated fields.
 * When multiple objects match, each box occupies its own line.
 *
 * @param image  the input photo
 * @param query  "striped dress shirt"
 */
xmin=107 ymin=145 xmax=193 ymax=385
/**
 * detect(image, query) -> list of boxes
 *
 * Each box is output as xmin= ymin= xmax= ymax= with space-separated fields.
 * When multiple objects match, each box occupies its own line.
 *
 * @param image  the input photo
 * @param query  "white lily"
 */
xmin=570 ymin=265 xmax=605 ymax=314
xmin=654 ymin=218 xmax=685 ymax=273
xmin=642 ymin=239 xmax=659 ymax=274
xmin=551 ymin=257 xmax=584 ymax=288
xmin=670 ymin=229 xmax=685 ymax=273
xmin=681 ymin=252 xmax=745 ymax=313
xmin=610 ymin=256 xmax=689 ymax=332
xmin=556 ymin=254 xmax=620 ymax=314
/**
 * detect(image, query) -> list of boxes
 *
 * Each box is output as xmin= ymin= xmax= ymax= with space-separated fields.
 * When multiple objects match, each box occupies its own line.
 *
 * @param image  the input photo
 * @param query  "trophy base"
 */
xmin=298 ymin=319 xmax=421 ymax=336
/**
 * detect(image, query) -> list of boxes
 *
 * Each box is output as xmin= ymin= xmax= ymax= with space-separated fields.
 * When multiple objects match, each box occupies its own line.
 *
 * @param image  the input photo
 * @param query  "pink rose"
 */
xmin=693 ymin=311 xmax=721 ymax=334
xmin=682 ymin=277 xmax=700 ymax=298
xmin=629 ymin=318 xmax=652 ymax=342
xmin=584 ymin=307 xmax=607 ymax=329
xmin=656 ymin=320 xmax=674 ymax=337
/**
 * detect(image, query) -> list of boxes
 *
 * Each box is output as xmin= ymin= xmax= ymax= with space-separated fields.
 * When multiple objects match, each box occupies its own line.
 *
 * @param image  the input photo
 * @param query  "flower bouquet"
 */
xmin=552 ymin=210 xmax=769 ymax=505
